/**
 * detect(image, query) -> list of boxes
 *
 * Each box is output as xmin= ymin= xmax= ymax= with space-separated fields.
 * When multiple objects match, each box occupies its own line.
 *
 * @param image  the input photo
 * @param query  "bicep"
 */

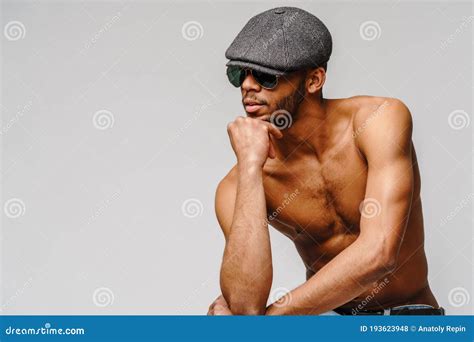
xmin=356 ymin=99 xmax=415 ymax=251
xmin=361 ymin=152 xmax=414 ymax=244
xmin=214 ymin=173 xmax=237 ymax=242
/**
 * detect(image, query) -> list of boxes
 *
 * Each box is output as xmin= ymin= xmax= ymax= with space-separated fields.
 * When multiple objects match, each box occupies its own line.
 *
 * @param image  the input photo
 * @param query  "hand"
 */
xmin=227 ymin=115 xmax=283 ymax=167
xmin=207 ymin=294 xmax=233 ymax=315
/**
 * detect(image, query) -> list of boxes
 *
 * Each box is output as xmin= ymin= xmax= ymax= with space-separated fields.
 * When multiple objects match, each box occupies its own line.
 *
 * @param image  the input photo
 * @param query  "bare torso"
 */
xmin=259 ymin=96 xmax=438 ymax=310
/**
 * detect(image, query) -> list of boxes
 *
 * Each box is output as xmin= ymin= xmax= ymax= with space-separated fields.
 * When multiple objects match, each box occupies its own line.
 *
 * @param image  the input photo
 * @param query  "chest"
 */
xmin=262 ymin=141 xmax=368 ymax=242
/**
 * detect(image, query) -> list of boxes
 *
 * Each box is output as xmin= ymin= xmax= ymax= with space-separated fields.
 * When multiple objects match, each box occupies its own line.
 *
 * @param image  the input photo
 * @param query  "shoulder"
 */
xmin=351 ymin=97 xmax=413 ymax=162
xmin=352 ymin=97 xmax=412 ymax=147
xmin=353 ymin=96 xmax=411 ymax=124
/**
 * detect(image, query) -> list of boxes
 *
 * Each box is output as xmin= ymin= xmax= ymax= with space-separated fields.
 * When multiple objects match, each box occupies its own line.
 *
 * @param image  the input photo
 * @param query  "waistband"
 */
xmin=334 ymin=304 xmax=445 ymax=316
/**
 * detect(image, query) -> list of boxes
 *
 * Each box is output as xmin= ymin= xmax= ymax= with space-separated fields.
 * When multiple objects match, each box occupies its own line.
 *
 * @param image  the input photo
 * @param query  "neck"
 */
xmin=271 ymin=96 xmax=332 ymax=160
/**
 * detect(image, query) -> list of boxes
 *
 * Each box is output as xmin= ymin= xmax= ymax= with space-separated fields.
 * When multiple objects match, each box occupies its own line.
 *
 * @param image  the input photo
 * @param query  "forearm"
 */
xmin=265 ymin=238 xmax=393 ymax=315
xmin=220 ymin=163 xmax=272 ymax=314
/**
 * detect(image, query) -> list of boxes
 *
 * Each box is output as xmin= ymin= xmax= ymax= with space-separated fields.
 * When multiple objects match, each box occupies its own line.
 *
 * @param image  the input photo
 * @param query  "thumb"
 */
xmin=268 ymin=138 xmax=276 ymax=159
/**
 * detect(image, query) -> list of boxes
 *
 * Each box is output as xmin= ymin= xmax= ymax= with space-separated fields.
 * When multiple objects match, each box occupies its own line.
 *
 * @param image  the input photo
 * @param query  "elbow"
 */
xmin=365 ymin=242 xmax=398 ymax=278
xmin=222 ymin=293 xmax=267 ymax=315
xmin=220 ymin=271 xmax=272 ymax=315
xmin=377 ymin=256 xmax=397 ymax=275
xmin=371 ymin=249 xmax=398 ymax=276
xmin=229 ymin=303 xmax=266 ymax=315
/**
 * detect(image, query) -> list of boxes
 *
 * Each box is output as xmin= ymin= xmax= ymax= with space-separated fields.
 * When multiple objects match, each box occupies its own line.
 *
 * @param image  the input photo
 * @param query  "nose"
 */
xmin=241 ymin=71 xmax=261 ymax=92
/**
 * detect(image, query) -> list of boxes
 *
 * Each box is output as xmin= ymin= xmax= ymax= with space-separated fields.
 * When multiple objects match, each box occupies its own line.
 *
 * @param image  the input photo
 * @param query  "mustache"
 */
xmin=242 ymin=97 xmax=267 ymax=105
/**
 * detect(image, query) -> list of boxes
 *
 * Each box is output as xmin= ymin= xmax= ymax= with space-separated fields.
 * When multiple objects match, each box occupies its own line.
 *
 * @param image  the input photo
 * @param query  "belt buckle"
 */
xmin=389 ymin=304 xmax=444 ymax=315
xmin=354 ymin=308 xmax=385 ymax=315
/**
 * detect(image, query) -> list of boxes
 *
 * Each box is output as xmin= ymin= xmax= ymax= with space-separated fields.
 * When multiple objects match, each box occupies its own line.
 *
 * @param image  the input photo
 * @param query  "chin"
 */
xmin=247 ymin=112 xmax=267 ymax=119
xmin=246 ymin=108 xmax=270 ymax=118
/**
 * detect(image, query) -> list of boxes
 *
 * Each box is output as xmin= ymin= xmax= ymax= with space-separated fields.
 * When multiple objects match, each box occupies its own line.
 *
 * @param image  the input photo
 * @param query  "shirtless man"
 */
xmin=207 ymin=7 xmax=443 ymax=316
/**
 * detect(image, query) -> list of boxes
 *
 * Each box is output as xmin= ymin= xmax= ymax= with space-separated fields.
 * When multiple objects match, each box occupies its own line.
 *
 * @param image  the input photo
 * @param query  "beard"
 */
xmin=274 ymin=78 xmax=306 ymax=121
xmin=266 ymin=78 xmax=306 ymax=130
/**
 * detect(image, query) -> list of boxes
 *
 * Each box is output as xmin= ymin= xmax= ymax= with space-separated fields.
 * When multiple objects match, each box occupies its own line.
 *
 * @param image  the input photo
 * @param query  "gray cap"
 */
xmin=225 ymin=7 xmax=332 ymax=76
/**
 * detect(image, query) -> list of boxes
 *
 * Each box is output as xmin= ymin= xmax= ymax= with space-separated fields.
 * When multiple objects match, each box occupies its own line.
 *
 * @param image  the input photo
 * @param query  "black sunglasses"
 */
xmin=226 ymin=66 xmax=281 ymax=89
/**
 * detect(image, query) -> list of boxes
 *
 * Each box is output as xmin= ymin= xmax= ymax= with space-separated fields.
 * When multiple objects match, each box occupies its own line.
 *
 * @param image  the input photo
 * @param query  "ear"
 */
xmin=306 ymin=67 xmax=326 ymax=94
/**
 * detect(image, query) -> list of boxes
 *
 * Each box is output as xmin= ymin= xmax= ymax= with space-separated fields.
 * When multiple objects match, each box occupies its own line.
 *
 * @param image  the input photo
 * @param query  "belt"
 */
xmin=334 ymin=304 xmax=445 ymax=316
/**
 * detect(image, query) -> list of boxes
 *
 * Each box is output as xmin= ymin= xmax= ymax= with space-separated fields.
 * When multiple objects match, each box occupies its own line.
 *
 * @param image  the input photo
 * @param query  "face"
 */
xmin=241 ymin=70 xmax=307 ymax=119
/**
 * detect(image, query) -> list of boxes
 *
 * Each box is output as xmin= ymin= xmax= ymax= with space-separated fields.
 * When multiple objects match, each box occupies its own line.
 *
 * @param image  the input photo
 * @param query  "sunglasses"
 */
xmin=226 ymin=66 xmax=281 ymax=89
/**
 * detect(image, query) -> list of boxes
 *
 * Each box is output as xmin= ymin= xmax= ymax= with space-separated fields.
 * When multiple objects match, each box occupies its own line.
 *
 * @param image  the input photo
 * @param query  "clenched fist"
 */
xmin=227 ymin=115 xmax=283 ymax=167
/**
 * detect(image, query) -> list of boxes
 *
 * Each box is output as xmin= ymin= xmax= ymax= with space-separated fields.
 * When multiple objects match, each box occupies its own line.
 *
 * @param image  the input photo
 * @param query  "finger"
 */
xmin=214 ymin=304 xmax=232 ymax=315
xmin=214 ymin=295 xmax=228 ymax=307
xmin=258 ymin=114 xmax=272 ymax=122
xmin=209 ymin=302 xmax=220 ymax=312
xmin=214 ymin=310 xmax=228 ymax=316
xmin=264 ymin=121 xmax=284 ymax=139
xmin=268 ymin=139 xmax=276 ymax=159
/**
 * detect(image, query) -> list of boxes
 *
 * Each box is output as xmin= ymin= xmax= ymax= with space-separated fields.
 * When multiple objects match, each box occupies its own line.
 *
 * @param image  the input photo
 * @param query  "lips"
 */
xmin=245 ymin=104 xmax=264 ymax=113
xmin=243 ymin=100 xmax=265 ymax=114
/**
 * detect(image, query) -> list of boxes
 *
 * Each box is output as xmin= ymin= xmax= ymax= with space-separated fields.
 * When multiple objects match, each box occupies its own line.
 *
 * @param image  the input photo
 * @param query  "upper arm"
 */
xmin=214 ymin=166 xmax=238 ymax=241
xmin=353 ymin=98 xmax=414 ymax=264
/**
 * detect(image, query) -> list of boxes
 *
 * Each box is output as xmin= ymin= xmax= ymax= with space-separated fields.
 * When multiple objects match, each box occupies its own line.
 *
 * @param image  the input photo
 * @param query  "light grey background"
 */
xmin=1 ymin=0 xmax=472 ymax=315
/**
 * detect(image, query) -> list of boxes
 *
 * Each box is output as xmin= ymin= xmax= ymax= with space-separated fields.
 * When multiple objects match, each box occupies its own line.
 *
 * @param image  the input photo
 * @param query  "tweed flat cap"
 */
xmin=225 ymin=7 xmax=332 ymax=76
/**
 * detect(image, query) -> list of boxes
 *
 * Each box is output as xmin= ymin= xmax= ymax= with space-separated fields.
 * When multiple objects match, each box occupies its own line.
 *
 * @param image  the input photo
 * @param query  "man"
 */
xmin=208 ymin=6 xmax=444 ymax=316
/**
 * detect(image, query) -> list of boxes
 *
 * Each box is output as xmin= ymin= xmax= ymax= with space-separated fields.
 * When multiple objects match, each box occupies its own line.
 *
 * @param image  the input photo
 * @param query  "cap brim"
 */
xmin=226 ymin=60 xmax=287 ymax=76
